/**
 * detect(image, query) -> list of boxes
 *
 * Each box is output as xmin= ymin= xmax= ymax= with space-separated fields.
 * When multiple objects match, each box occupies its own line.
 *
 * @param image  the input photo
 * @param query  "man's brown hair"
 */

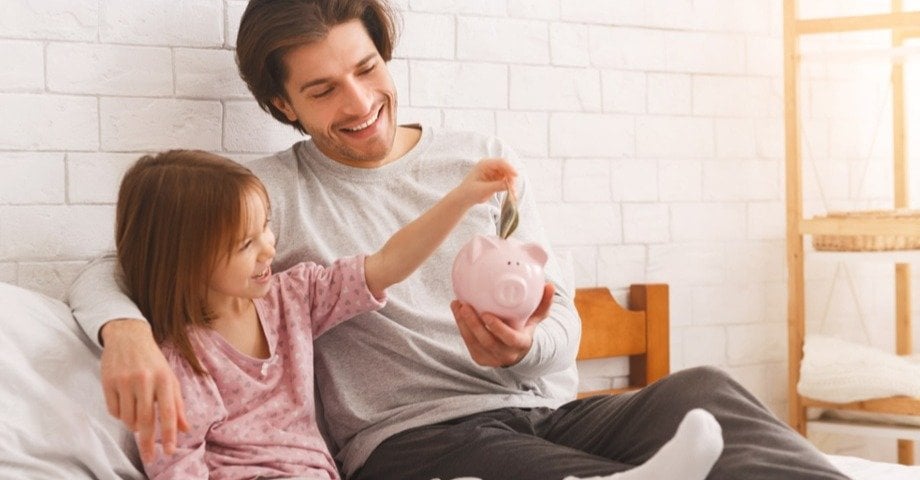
xmin=236 ymin=0 xmax=398 ymax=134
xmin=115 ymin=150 xmax=270 ymax=374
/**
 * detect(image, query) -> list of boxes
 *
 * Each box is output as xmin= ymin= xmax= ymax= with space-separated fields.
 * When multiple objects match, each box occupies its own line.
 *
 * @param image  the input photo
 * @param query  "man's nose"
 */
xmin=341 ymin=77 xmax=373 ymax=116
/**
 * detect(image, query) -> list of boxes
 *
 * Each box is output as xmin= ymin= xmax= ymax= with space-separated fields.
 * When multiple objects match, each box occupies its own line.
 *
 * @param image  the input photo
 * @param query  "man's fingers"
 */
xmin=464 ymin=311 xmax=500 ymax=351
xmin=136 ymin=378 xmax=155 ymax=428
xmin=104 ymin=385 xmax=120 ymax=418
xmin=174 ymin=378 xmax=190 ymax=433
xmin=452 ymin=302 xmax=498 ymax=366
xmin=135 ymin=377 xmax=157 ymax=462
xmin=118 ymin=386 xmax=137 ymax=431
xmin=156 ymin=378 xmax=178 ymax=455
xmin=481 ymin=314 xmax=527 ymax=349
xmin=136 ymin=416 xmax=156 ymax=463
xmin=453 ymin=305 xmax=478 ymax=350
xmin=454 ymin=302 xmax=498 ymax=349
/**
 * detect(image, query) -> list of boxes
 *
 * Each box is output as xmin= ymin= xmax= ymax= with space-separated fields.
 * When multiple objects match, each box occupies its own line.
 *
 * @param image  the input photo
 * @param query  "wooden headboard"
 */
xmin=574 ymin=284 xmax=669 ymax=398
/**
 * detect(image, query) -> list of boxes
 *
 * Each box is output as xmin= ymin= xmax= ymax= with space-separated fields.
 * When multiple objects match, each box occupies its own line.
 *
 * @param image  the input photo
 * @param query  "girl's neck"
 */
xmin=208 ymin=297 xmax=270 ymax=360
xmin=209 ymin=295 xmax=253 ymax=320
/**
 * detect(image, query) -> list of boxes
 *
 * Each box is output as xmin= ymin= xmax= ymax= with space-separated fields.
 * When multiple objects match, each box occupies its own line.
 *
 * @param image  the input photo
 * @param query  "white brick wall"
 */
xmin=47 ymin=43 xmax=174 ymax=96
xmin=2 ymin=0 xmax=909 ymax=460
xmin=0 ymin=41 xmax=44 ymax=91
xmin=0 ymin=153 xmax=65 ymax=205
xmin=1 ymin=94 xmax=100 ymax=150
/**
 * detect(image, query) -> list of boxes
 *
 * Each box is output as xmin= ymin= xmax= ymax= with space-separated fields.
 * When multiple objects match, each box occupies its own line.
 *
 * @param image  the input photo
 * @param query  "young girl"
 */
xmin=115 ymin=150 xmax=517 ymax=479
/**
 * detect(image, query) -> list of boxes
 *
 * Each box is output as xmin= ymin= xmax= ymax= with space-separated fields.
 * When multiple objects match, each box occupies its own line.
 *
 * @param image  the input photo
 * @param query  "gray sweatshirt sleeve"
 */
xmin=67 ymin=253 xmax=146 ymax=348
xmin=499 ymin=147 xmax=582 ymax=379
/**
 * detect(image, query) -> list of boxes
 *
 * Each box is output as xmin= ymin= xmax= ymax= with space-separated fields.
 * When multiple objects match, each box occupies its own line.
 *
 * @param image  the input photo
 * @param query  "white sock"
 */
xmin=564 ymin=408 xmax=723 ymax=480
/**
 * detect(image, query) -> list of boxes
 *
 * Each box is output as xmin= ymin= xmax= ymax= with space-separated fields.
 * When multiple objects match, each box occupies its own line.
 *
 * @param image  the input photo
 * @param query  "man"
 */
xmin=69 ymin=1 xmax=848 ymax=479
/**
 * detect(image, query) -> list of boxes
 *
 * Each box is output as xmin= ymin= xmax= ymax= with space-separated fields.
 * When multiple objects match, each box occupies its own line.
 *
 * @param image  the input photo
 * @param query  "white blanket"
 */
xmin=0 ymin=282 xmax=143 ymax=479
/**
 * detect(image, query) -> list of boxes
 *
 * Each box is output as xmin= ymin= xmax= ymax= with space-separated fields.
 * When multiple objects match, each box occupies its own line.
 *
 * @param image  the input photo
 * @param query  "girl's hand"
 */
xmin=458 ymin=158 xmax=517 ymax=206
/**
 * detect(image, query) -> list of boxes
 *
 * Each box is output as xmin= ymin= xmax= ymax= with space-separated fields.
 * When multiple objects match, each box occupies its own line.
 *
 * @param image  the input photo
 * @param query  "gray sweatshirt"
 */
xmin=68 ymin=126 xmax=580 ymax=477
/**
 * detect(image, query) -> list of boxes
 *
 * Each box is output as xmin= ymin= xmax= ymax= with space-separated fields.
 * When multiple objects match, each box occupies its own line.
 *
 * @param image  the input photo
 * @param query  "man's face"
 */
xmin=272 ymin=19 xmax=398 ymax=168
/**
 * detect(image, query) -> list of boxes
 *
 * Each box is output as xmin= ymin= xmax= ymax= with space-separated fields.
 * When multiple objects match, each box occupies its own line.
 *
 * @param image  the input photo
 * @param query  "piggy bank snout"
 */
xmin=493 ymin=274 xmax=528 ymax=308
xmin=452 ymin=235 xmax=548 ymax=329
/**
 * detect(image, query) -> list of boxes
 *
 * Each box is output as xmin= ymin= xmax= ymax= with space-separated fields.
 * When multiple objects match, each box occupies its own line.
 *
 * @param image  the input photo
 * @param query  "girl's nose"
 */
xmin=259 ymin=233 xmax=276 ymax=260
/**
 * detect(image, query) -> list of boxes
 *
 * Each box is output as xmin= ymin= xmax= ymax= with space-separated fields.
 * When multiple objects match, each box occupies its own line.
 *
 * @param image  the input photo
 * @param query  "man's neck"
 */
xmin=382 ymin=124 xmax=422 ymax=165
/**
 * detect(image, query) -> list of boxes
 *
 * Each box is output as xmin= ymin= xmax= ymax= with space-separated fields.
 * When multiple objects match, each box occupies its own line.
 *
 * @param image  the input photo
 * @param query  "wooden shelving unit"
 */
xmin=785 ymin=0 xmax=919 ymax=465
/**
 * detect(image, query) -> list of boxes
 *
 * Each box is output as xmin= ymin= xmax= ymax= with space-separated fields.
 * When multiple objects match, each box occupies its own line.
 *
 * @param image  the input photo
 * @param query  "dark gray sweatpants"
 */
xmin=352 ymin=366 xmax=849 ymax=480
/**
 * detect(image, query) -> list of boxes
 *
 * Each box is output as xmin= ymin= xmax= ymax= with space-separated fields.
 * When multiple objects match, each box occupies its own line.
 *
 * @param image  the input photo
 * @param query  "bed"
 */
xmin=1 ymin=281 xmax=918 ymax=479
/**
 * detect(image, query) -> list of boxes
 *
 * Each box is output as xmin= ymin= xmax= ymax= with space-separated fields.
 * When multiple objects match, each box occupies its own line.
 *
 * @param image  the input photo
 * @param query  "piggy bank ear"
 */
xmin=522 ymin=243 xmax=548 ymax=267
xmin=467 ymin=235 xmax=502 ymax=263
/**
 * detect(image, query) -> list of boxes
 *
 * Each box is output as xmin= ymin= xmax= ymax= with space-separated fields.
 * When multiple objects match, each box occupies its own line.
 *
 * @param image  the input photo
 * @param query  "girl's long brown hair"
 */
xmin=115 ymin=150 xmax=269 ymax=375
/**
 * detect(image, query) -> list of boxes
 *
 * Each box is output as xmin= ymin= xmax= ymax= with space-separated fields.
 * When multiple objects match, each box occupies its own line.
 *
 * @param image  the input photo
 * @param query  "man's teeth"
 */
xmin=344 ymin=109 xmax=379 ymax=131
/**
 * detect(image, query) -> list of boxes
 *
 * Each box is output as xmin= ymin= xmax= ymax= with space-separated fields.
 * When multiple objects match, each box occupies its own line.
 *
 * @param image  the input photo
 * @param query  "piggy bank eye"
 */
xmin=516 ymin=262 xmax=520 ymax=266
xmin=507 ymin=261 xmax=511 ymax=265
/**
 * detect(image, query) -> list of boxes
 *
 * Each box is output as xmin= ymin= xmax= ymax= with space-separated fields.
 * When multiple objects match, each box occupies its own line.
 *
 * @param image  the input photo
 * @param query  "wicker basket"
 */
xmin=811 ymin=209 xmax=920 ymax=252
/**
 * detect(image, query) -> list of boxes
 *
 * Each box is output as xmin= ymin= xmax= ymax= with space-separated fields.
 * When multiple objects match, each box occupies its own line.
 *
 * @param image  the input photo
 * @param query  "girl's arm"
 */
xmin=364 ymin=158 xmax=516 ymax=298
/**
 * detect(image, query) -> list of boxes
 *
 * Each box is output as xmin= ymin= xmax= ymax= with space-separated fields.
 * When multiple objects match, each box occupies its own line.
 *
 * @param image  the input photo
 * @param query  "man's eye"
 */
xmin=359 ymin=64 xmax=376 ymax=75
xmin=312 ymin=88 xmax=333 ymax=98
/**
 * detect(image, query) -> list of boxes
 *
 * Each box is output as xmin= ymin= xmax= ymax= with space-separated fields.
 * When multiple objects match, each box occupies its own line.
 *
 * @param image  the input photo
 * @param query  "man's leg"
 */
xmin=355 ymin=366 xmax=848 ymax=480
xmin=351 ymin=408 xmax=633 ymax=480
xmin=562 ymin=408 xmax=723 ymax=480
xmin=543 ymin=366 xmax=849 ymax=480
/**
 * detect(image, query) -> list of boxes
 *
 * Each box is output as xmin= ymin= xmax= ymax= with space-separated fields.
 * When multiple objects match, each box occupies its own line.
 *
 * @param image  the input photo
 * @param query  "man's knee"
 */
xmin=676 ymin=365 xmax=733 ymax=385
xmin=660 ymin=365 xmax=739 ymax=399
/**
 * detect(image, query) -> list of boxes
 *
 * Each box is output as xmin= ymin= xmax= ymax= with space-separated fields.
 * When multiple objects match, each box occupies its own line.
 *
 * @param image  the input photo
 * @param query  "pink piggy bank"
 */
xmin=451 ymin=235 xmax=548 ymax=329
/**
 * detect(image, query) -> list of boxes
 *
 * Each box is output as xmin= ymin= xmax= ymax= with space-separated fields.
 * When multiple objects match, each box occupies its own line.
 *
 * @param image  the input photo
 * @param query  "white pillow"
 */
xmin=0 ymin=282 xmax=144 ymax=480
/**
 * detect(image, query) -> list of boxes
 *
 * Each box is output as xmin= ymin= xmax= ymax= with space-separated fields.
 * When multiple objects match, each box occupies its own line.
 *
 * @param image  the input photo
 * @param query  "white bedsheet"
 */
xmin=827 ymin=454 xmax=920 ymax=479
xmin=443 ymin=457 xmax=920 ymax=480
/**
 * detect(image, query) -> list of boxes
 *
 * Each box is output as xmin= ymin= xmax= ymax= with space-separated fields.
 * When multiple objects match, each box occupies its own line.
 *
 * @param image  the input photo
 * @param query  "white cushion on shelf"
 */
xmin=798 ymin=334 xmax=920 ymax=404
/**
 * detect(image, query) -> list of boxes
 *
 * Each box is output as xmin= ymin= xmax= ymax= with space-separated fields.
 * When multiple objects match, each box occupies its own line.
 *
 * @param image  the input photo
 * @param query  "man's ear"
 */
xmin=271 ymin=96 xmax=298 ymax=122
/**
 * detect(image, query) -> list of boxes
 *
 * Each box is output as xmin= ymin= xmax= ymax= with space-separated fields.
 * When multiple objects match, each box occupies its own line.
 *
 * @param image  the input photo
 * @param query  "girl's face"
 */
xmin=207 ymin=188 xmax=276 ymax=310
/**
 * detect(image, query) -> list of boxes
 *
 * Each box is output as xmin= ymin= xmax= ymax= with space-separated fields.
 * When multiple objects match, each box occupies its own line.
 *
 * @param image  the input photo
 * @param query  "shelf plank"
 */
xmin=797 ymin=45 xmax=920 ymax=63
xmin=802 ymin=396 xmax=920 ymax=415
xmin=806 ymin=248 xmax=920 ymax=264
xmin=795 ymin=11 xmax=920 ymax=35
xmin=808 ymin=419 xmax=920 ymax=441
xmin=800 ymin=217 xmax=920 ymax=236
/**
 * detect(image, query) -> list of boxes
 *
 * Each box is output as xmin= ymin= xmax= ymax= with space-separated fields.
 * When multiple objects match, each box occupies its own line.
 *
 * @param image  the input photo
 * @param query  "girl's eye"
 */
xmin=240 ymin=240 xmax=252 ymax=251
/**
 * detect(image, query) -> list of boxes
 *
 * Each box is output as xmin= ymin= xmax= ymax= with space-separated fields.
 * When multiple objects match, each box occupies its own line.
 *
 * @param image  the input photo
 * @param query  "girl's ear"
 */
xmin=271 ymin=97 xmax=298 ymax=122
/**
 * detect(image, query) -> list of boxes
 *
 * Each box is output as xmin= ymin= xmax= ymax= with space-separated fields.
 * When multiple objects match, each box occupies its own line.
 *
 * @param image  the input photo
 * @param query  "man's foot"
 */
xmin=564 ymin=408 xmax=723 ymax=480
